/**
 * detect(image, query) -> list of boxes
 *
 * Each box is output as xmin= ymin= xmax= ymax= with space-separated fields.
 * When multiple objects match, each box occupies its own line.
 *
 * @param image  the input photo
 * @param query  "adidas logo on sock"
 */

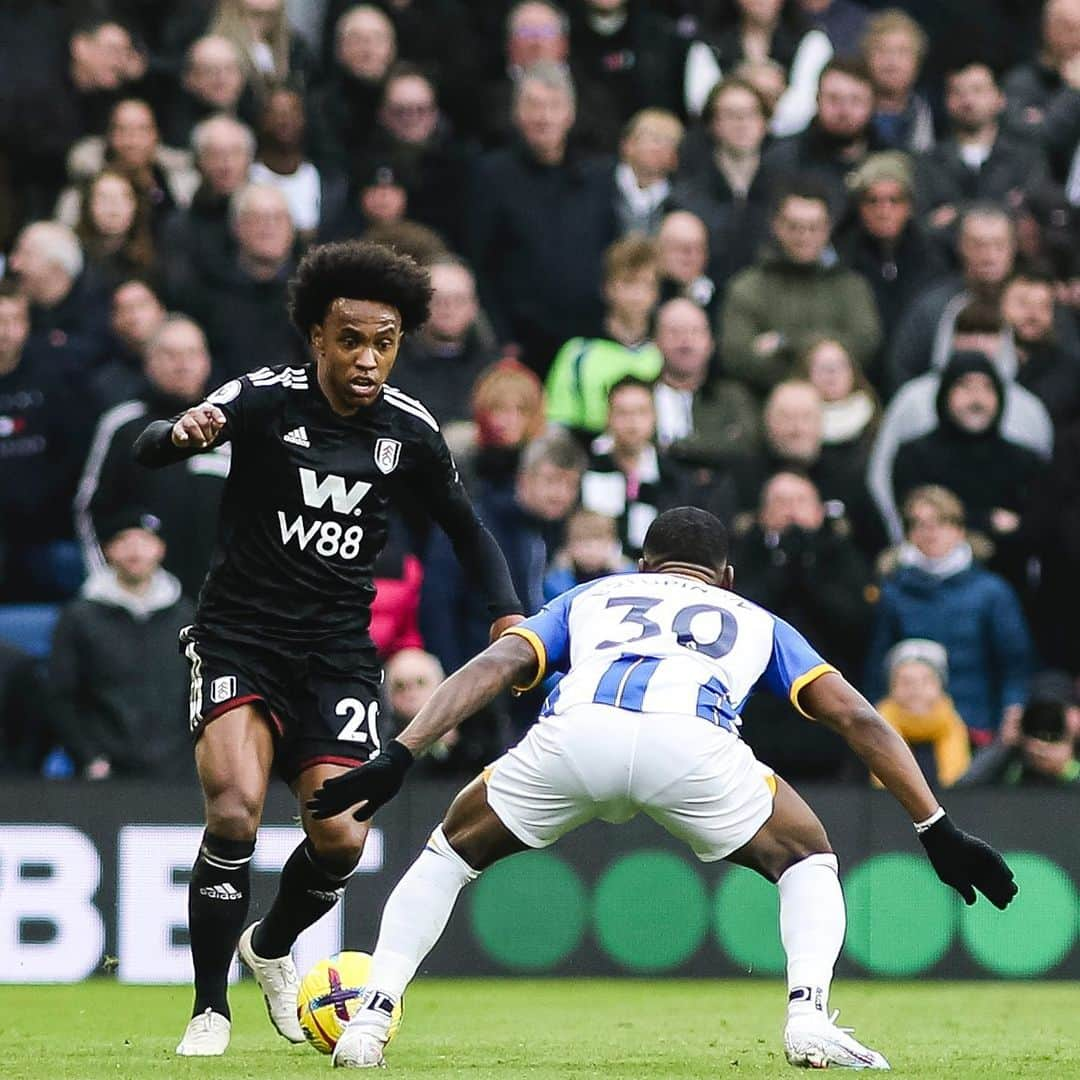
xmin=200 ymin=883 xmax=243 ymax=901
xmin=283 ymin=426 xmax=310 ymax=448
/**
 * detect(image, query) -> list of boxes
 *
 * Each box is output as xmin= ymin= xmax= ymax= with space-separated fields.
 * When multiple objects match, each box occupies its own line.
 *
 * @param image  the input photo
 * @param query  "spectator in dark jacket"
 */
xmin=163 ymin=34 xmax=256 ymax=149
xmin=367 ymin=64 xmax=471 ymax=249
xmin=569 ymin=0 xmax=686 ymax=151
xmin=467 ymin=62 xmax=616 ymax=378
xmin=390 ymin=257 xmax=498 ymax=427
xmin=91 ymin=278 xmax=167 ymax=412
xmin=2 ymin=17 xmax=138 ymax=221
xmin=1001 ymin=0 xmax=1080 ymax=153
xmin=175 ymin=183 xmax=303 ymax=380
xmin=864 ymin=485 xmax=1034 ymax=745
xmin=1001 ymin=268 xmax=1080 ymax=426
xmin=8 ymin=221 xmax=111 ymax=365
xmin=160 ymin=114 xmax=255 ymax=294
xmin=892 ymin=351 xmax=1043 ymax=578
xmin=0 ymin=283 xmax=93 ymax=602
xmin=309 ymin=5 xmax=396 ymax=172
xmin=759 ymin=58 xmax=878 ymax=220
xmin=75 ymin=316 xmax=226 ymax=600
xmin=673 ymin=77 xmax=772 ymax=288
xmin=924 ymin=62 xmax=1048 ymax=235
xmin=48 ymin=509 xmax=195 ymax=779
xmin=835 ymin=152 xmax=948 ymax=378
xmin=733 ymin=469 xmax=872 ymax=780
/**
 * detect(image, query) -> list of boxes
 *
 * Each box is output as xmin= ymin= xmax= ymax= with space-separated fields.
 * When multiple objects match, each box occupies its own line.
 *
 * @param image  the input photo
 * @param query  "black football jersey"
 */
xmin=135 ymin=364 xmax=520 ymax=663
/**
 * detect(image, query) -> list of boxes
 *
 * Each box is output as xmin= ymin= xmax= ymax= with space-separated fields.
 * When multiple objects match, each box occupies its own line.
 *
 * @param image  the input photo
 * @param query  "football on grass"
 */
xmin=297 ymin=951 xmax=403 ymax=1053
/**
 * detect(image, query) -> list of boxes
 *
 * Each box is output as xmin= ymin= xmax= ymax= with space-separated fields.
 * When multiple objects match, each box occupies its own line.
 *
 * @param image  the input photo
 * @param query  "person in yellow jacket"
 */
xmin=874 ymin=639 xmax=970 ymax=787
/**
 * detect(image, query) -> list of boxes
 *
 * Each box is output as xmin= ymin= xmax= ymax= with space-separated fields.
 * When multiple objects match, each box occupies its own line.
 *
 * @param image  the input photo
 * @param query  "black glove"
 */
xmin=918 ymin=813 xmax=1018 ymax=909
xmin=306 ymin=740 xmax=415 ymax=821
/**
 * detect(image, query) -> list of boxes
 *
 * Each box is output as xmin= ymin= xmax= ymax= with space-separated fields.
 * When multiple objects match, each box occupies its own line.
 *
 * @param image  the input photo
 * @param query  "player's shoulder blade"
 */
xmin=382 ymin=384 xmax=440 ymax=432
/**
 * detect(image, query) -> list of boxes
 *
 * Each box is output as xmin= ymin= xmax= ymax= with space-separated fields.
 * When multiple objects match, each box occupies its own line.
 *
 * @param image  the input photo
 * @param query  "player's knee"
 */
xmin=204 ymin=791 xmax=262 ymax=843
xmin=306 ymin=816 xmax=365 ymax=876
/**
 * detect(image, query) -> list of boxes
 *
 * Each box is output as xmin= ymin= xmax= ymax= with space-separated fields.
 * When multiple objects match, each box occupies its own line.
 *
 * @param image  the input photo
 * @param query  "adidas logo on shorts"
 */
xmin=283 ymin=426 xmax=310 ymax=448
xmin=199 ymin=883 xmax=243 ymax=901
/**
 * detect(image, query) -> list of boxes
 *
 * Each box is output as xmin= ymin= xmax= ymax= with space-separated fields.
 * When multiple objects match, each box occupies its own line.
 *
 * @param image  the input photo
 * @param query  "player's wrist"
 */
xmin=913 ymin=807 xmax=946 ymax=834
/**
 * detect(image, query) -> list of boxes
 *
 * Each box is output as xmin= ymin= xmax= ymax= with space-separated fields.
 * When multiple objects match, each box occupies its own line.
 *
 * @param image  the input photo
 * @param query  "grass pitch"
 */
xmin=1 ymin=979 xmax=1076 ymax=1079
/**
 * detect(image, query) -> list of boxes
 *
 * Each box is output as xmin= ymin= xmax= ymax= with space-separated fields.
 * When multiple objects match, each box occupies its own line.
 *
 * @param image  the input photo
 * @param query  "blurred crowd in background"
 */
xmin=1 ymin=0 xmax=1079 ymax=791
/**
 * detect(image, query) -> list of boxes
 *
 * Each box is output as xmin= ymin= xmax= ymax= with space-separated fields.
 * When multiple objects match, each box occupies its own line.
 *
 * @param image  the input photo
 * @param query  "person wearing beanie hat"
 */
xmin=835 ymin=151 xmax=948 ymax=351
xmin=874 ymin=638 xmax=971 ymax=788
xmin=48 ymin=503 xmax=194 ymax=782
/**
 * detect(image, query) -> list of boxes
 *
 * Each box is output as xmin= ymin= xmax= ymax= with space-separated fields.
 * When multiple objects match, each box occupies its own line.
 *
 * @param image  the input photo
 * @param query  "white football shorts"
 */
xmin=485 ymin=703 xmax=776 ymax=862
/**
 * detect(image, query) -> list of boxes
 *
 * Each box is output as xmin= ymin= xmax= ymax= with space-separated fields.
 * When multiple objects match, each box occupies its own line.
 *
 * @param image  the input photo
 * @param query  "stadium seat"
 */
xmin=0 ymin=604 xmax=62 ymax=659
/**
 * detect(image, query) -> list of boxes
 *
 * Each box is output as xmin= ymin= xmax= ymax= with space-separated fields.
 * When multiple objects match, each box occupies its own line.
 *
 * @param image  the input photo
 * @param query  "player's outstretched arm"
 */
xmin=801 ymin=672 xmax=1018 ymax=910
xmin=132 ymin=403 xmax=228 ymax=467
xmin=307 ymin=634 xmax=539 ymax=821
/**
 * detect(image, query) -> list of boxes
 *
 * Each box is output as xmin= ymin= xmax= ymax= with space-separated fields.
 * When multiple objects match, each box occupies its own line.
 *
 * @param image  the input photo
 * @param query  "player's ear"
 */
xmin=637 ymin=557 xmax=646 ymax=572
xmin=309 ymin=323 xmax=323 ymax=357
xmin=720 ymin=563 xmax=734 ymax=590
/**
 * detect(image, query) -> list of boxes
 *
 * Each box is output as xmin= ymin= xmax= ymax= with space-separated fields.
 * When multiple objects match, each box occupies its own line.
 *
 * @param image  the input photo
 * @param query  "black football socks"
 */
xmin=251 ymin=838 xmax=354 ymax=959
xmin=188 ymin=831 xmax=255 ymax=1018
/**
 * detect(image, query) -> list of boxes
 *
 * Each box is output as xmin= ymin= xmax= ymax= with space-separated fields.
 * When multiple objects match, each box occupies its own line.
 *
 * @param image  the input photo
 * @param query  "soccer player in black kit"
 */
xmin=133 ymin=241 xmax=523 ymax=1056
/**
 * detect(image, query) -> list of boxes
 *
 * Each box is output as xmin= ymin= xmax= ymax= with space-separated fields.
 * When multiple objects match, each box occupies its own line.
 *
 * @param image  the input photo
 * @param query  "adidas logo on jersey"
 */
xmin=199 ymin=883 xmax=243 ymax=901
xmin=283 ymin=426 xmax=310 ymax=448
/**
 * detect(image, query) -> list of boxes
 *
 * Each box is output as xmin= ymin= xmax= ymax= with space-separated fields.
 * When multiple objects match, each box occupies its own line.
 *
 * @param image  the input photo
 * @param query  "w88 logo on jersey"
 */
xmin=277 ymin=512 xmax=364 ymax=559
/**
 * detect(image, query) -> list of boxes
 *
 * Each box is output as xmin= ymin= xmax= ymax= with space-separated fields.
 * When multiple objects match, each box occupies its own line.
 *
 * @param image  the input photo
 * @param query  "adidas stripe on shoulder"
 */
xmin=383 ymin=385 xmax=439 ymax=431
xmin=247 ymin=366 xmax=310 ymax=390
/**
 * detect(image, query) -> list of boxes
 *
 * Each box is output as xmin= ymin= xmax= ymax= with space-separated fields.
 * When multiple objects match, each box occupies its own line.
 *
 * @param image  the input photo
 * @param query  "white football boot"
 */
xmin=175 ymin=1008 xmax=231 ymax=1056
xmin=784 ymin=1009 xmax=891 ymax=1070
xmin=332 ymin=989 xmax=396 ymax=1069
xmin=237 ymin=921 xmax=306 ymax=1043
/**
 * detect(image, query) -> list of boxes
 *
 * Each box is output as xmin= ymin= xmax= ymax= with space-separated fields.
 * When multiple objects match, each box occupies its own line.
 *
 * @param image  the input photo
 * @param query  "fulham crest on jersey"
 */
xmin=374 ymin=438 xmax=401 ymax=475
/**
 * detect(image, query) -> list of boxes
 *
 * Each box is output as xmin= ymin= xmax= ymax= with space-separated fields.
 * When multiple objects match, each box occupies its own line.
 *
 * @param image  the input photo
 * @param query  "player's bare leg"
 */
xmin=241 ymin=765 xmax=373 ymax=1045
xmin=177 ymin=704 xmax=274 ymax=1056
xmin=728 ymin=777 xmax=889 ymax=1070
xmin=333 ymin=776 xmax=525 ymax=1068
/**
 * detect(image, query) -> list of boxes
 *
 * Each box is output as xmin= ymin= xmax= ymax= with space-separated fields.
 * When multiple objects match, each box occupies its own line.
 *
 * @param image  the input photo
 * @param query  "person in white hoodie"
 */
xmin=48 ymin=509 xmax=194 ymax=780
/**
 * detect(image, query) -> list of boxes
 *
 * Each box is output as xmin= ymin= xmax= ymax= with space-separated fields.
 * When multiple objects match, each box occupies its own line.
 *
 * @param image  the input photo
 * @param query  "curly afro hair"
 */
xmin=288 ymin=240 xmax=433 ymax=337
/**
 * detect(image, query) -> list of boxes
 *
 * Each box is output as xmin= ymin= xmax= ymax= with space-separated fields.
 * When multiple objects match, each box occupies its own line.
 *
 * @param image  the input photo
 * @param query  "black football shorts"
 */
xmin=179 ymin=626 xmax=383 ymax=782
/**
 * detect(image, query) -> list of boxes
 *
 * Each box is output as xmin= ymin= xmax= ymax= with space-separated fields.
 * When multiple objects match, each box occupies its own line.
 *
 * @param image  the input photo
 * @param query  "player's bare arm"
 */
xmin=800 ymin=672 xmax=938 ymax=822
xmin=801 ymin=671 xmax=1017 ymax=910
xmin=307 ymin=634 xmax=538 ymax=822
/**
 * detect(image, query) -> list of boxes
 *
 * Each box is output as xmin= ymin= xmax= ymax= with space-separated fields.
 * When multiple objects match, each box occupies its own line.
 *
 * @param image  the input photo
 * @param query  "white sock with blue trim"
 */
xmin=778 ymin=853 xmax=845 ymax=1019
xmin=361 ymin=826 xmax=480 ymax=1006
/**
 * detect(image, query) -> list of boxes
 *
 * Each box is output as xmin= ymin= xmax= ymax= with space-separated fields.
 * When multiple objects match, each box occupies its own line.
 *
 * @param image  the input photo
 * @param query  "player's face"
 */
xmin=312 ymin=298 xmax=402 ymax=411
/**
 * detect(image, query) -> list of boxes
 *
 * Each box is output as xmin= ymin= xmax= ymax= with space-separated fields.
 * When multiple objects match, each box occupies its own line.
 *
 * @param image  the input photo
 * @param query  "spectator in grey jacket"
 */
xmin=885 ymin=203 xmax=1016 ymax=394
xmin=49 ymin=509 xmax=194 ymax=779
